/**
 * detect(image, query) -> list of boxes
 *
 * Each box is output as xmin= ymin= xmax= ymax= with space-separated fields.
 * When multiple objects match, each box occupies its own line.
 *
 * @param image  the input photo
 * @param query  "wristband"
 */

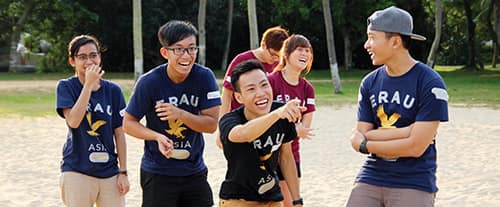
xmin=359 ymin=139 xmax=369 ymax=154
xmin=292 ymin=198 xmax=303 ymax=205
xmin=118 ymin=170 xmax=128 ymax=176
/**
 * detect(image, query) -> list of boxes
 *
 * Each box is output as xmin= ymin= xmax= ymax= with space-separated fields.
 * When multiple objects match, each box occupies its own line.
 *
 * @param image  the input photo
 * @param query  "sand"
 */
xmin=0 ymin=105 xmax=499 ymax=207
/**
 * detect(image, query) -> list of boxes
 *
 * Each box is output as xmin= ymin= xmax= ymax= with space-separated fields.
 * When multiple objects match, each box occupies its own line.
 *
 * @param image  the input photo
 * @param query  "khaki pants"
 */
xmin=60 ymin=171 xmax=125 ymax=207
xmin=220 ymin=199 xmax=283 ymax=207
xmin=346 ymin=182 xmax=435 ymax=207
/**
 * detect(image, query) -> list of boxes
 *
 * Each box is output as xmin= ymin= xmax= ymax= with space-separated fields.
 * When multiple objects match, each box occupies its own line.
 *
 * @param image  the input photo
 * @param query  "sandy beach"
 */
xmin=0 ymin=105 xmax=499 ymax=207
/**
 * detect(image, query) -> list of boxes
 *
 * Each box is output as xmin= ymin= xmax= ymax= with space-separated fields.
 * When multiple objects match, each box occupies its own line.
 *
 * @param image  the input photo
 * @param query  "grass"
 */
xmin=0 ymin=65 xmax=499 ymax=117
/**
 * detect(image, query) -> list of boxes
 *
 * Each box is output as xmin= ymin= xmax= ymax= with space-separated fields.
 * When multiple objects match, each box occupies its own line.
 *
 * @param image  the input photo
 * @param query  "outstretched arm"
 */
xmin=229 ymin=99 xmax=305 ymax=143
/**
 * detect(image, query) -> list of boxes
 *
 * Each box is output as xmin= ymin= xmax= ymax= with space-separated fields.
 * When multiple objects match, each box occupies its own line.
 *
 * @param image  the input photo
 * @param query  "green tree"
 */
xmin=427 ymin=0 xmax=443 ymax=68
xmin=198 ymin=0 xmax=207 ymax=65
xmin=221 ymin=0 xmax=234 ymax=71
xmin=464 ymin=0 xmax=484 ymax=70
xmin=322 ymin=0 xmax=342 ymax=93
xmin=247 ymin=0 xmax=259 ymax=49
xmin=133 ymin=0 xmax=143 ymax=80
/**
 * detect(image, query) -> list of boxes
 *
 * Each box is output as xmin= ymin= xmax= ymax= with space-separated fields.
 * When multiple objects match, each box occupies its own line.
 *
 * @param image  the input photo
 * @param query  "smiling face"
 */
xmin=160 ymin=35 xmax=197 ymax=83
xmin=364 ymin=29 xmax=395 ymax=66
xmin=286 ymin=46 xmax=312 ymax=72
xmin=69 ymin=43 xmax=101 ymax=79
xmin=234 ymin=69 xmax=273 ymax=120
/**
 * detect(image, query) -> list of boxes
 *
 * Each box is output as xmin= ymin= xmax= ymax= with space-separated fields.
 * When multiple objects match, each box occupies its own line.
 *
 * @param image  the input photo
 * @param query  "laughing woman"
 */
xmin=56 ymin=35 xmax=129 ymax=207
xmin=268 ymin=34 xmax=316 ymax=207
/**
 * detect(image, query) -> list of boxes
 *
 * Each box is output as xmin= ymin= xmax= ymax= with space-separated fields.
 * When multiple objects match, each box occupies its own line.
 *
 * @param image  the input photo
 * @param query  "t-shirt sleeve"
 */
xmin=223 ymin=54 xmax=252 ymax=90
xmin=219 ymin=112 xmax=241 ymax=144
xmin=304 ymin=81 xmax=316 ymax=114
xmin=357 ymin=76 xmax=374 ymax=123
xmin=56 ymin=80 xmax=75 ymax=118
xmin=416 ymin=77 xmax=449 ymax=122
xmin=125 ymin=75 xmax=152 ymax=119
xmin=199 ymin=69 xmax=222 ymax=110
xmin=222 ymin=58 xmax=238 ymax=90
xmin=112 ymin=84 xmax=126 ymax=129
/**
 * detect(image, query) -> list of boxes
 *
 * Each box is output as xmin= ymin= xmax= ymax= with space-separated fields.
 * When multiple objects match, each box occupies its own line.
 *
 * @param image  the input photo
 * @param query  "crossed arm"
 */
xmin=351 ymin=121 xmax=440 ymax=158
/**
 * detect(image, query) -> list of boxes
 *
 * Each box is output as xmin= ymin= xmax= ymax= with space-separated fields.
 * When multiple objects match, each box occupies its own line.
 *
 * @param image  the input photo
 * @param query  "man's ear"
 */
xmin=160 ymin=47 xmax=169 ymax=59
xmin=234 ymin=91 xmax=244 ymax=104
xmin=391 ymin=35 xmax=403 ymax=48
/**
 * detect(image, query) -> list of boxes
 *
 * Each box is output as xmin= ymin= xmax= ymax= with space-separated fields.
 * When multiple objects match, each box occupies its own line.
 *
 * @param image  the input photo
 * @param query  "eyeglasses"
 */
xmin=166 ymin=47 xmax=199 ymax=56
xmin=75 ymin=52 xmax=100 ymax=61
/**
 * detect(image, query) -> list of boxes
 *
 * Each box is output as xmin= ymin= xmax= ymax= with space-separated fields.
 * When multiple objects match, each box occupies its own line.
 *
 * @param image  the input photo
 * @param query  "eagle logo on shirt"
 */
xmin=377 ymin=105 xmax=400 ymax=129
xmin=165 ymin=119 xmax=187 ymax=139
xmin=86 ymin=113 xmax=106 ymax=136
xmin=259 ymin=153 xmax=272 ymax=170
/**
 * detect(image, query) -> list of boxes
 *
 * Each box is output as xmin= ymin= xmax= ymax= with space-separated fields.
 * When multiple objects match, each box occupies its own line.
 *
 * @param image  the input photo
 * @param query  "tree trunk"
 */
xmin=493 ymin=0 xmax=500 ymax=67
xmin=488 ymin=0 xmax=497 ymax=67
xmin=427 ymin=0 xmax=443 ymax=68
xmin=133 ymin=0 xmax=144 ymax=80
xmin=322 ymin=0 xmax=342 ymax=93
xmin=247 ymin=0 xmax=259 ymax=49
xmin=463 ymin=0 xmax=483 ymax=70
xmin=343 ymin=28 xmax=352 ymax=70
xmin=197 ymin=0 xmax=207 ymax=65
xmin=221 ymin=0 xmax=233 ymax=71
xmin=8 ymin=0 xmax=35 ymax=70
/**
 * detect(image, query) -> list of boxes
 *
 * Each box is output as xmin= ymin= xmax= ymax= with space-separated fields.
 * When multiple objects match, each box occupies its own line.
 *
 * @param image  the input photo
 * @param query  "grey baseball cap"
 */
xmin=367 ymin=6 xmax=426 ymax=41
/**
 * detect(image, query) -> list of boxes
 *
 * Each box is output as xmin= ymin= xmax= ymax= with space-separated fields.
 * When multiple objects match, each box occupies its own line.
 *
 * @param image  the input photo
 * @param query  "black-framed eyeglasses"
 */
xmin=165 ymin=47 xmax=199 ymax=56
xmin=75 ymin=52 xmax=100 ymax=61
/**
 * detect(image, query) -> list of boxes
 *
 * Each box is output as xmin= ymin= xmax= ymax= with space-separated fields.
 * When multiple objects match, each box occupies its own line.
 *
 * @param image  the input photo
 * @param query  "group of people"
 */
xmin=56 ymin=6 xmax=448 ymax=207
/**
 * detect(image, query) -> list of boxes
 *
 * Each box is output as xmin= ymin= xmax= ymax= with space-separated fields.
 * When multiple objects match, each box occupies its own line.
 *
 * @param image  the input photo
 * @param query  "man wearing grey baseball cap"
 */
xmin=347 ymin=6 xmax=449 ymax=207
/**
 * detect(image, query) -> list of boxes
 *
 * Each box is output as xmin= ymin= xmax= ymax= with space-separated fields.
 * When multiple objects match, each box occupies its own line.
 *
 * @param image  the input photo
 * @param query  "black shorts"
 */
xmin=276 ymin=162 xmax=301 ymax=181
xmin=140 ymin=168 xmax=213 ymax=207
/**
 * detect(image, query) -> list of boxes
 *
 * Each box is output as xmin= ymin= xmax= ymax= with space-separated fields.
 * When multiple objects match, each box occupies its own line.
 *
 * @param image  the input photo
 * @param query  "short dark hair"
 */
xmin=385 ymin=32 xmax=412 ymax=50
xmin=158 ymin=20 xmax=198 ymax=47
xmin=261 ymin=26 xmax=289 ymax=51
xmin=231 ymin=60 xmax=266 ymax=92
xmin=68 ymin=35 xmax=104 ymax=58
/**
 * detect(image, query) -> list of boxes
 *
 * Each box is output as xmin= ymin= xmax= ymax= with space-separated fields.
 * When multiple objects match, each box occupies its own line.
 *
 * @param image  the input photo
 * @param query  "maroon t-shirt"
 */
xmin=268 ymin=70 xmax=316 ymax=163
xmin=223 ymin=50 xmax=278 ymax=111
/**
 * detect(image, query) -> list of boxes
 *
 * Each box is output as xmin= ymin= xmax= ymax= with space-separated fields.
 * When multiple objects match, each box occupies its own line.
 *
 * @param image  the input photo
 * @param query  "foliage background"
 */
xmin=0 ymin=0 xmax=495 ymax=72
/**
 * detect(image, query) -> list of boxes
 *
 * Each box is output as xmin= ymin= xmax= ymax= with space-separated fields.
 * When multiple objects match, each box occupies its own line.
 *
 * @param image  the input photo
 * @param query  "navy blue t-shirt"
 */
xmin=56 ymin=77 xmax=126 ymax=178
xmin=356 ymin=62 xmax=449 ymax=193
xmin=126 ymin=63 xmax=221 ymax=176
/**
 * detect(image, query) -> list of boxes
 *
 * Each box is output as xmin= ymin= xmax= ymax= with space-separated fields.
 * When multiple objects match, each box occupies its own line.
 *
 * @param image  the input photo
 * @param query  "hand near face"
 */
xmin=84 ymin=64 xmax=104 ymax=90
xmin=275 ymin=99 xmax=307 ymax=123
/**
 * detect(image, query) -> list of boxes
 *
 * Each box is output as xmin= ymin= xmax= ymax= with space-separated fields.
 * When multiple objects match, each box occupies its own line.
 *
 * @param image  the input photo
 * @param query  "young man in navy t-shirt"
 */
xmin=347 ymin=6 xmax=449 ymax=207
xmin=123 ymin=20 xmax=221 ymax=207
